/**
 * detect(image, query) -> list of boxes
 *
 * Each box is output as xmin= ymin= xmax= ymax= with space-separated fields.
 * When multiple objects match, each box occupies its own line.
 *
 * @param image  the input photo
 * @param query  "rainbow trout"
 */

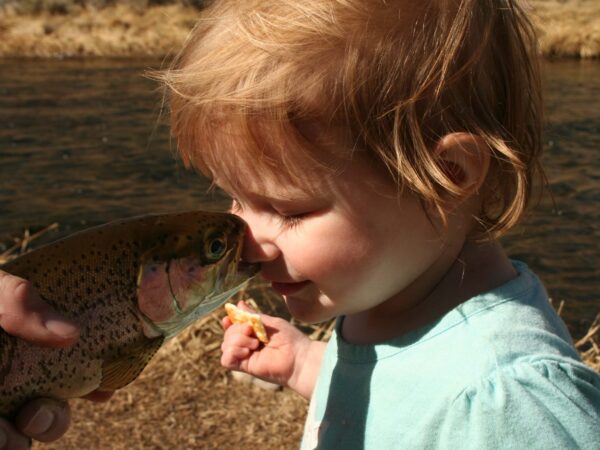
xmin=0 ymin=211 xmax=258 ymax=418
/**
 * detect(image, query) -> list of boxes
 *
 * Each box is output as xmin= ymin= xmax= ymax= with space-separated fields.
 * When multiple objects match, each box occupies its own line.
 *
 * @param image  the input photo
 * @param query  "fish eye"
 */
xmin=205 ymin=234 xmax=227 ymax=260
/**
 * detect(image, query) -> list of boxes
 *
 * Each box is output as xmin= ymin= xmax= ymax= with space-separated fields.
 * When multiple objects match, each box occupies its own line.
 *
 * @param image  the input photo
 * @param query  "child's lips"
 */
xmin=271 ymin=280 xmax=311 ymax=296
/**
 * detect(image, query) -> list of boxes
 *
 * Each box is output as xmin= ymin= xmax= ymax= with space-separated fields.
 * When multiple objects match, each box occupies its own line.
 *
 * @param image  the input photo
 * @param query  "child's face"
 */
xmin=218 ymin=155 xmax=453 ymax=325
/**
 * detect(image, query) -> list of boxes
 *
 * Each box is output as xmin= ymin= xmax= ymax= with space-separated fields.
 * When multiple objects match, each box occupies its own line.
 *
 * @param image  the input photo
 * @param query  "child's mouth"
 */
xmin=271 ymin=280 xmax=311 ymax=296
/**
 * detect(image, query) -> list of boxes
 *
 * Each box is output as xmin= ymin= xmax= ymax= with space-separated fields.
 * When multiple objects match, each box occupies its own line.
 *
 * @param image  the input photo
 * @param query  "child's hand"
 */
xmin=221 ymin=300 xmax=322 ymax=398
xmin=0 ymin=270 xmax=113 ymax=450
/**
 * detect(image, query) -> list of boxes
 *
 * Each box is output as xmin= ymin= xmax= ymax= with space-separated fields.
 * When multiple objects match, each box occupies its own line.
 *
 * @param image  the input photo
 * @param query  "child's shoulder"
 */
xmin=421 ymin=260 xmax=599 ymax=426
xmin=435 ymin=356 xmax=600 ymax=449
xmin=374 ymin=260 xmax=594 ymax=391
xmin=445 ymin=341 xmax=600 ymax=448
xmin=441 ymin=260 xmax=576 ymax=361
xmin=391 ymin=260 xmax=600 ymax=446
xmin=426 ymin=261 xmax=583 ymax=371
xmin=336 ymin=260 xmax=579 ymax=371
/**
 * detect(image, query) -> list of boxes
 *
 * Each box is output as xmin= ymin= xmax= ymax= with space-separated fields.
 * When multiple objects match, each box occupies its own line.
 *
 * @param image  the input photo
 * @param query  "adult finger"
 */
xmin=14 ymin=398 xmax=70 ymax=443
xmin=0 ymin=419 xmax=31 ymax=450
xmin=0 ymin=271 xmax=79 ymax=347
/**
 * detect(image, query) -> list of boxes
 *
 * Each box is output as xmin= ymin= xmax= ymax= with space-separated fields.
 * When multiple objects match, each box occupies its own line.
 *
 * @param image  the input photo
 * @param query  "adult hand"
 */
xmin=0 ymin=270 xmax=113 ymax=449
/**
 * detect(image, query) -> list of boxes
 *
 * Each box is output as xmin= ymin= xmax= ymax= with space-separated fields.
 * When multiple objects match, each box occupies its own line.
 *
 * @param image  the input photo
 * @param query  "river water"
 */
xmin=0 ymin=59 xmax=598 ymax=337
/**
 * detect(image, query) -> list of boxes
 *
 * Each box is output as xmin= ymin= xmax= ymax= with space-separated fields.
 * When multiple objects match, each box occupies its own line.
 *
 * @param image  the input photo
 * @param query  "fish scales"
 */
xmin=0 ymin=211 xmax=256 ymax=418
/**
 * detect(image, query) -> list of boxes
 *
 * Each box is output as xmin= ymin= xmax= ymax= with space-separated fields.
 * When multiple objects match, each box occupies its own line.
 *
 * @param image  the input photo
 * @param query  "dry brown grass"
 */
xmin=39 ymin=293 xmax=309 ymax=450
xmin=530 ymin=0 xmax=600 ymax=58
xmin=575 ymin=313 xmax=600 ymax=373
xmin=0 ymin=1 xmax=599 ymax=58
xmin=0 ymin=4 xmax=197 ymax=58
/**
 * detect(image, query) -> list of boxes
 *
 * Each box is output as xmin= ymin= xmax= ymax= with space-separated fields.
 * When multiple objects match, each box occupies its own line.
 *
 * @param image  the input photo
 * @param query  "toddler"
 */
xmin=2 ymin=0 xmax=599 ymax=449
xmin=160 ymin=0 xmax=600 ymax=448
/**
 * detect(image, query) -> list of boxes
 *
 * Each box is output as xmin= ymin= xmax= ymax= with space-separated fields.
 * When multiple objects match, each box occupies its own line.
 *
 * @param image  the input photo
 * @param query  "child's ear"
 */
xmin=434 ymin=132 xmax=490 ymax=201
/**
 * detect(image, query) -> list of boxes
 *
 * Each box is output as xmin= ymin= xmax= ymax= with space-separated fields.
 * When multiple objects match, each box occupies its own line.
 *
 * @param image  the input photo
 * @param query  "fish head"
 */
xmin=136 ymin=212 xmax=259 ymax=338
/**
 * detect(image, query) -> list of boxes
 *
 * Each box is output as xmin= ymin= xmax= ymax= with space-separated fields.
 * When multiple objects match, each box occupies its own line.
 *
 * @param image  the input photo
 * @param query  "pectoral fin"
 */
xmin=99 ymin=336 xmax=164 ymax=391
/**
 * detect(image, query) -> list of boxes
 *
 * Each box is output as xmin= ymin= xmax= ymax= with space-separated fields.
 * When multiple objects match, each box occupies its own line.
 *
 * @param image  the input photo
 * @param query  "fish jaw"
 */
xmin=144 ymin=256 xmax=257 ymax=339
xmin=136 ymin=221 xmax=260 ymax=340
xmin=151 ymin=277 xmax=253 ymax=339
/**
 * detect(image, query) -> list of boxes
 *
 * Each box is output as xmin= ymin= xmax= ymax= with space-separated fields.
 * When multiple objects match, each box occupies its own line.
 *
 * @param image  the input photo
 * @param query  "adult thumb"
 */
xmin=0 ymin=270 xmax=79 ymax=348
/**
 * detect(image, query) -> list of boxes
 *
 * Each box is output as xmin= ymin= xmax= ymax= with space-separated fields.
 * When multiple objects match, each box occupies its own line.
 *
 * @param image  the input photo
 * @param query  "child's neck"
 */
xmin=341 ymin=240 xmax=517 ymax=345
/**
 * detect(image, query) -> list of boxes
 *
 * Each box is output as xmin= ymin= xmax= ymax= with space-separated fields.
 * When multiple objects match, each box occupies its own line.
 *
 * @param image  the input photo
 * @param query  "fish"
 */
xmin=0 ymin=211 xmax=258 ymax=419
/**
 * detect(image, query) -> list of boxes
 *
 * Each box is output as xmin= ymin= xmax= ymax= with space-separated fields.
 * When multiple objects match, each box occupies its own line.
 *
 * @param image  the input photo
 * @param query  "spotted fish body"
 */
xmin=0 ymin=211 xmax=257 ymax=418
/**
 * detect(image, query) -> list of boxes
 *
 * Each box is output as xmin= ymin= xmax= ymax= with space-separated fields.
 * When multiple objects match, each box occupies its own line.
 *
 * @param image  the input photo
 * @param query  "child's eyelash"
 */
xmin=231 ymin=198 xmax=305 ymax=229
xmin=278 ymin=214 xmax=304 ymax=229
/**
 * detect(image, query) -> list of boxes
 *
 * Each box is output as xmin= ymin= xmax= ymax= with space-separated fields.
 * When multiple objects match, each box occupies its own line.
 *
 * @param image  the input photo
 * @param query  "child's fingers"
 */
xmin=222 ymin=324 xmax=260 ymax=350
xmin=0 ymin=271 xmax=80 ymax=348
xmin=236 ymin=300 xmax=255 ymax=312
xmin=220 ymin=324 xmax=261 ymax=369
xmin=220 ymin=346 xmax=252 ymax=368
xmin=221 ymin=315 xmax=233 ymax=330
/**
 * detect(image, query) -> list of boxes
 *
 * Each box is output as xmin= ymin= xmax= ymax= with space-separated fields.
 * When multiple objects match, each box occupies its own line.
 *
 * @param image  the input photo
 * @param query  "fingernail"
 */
xmin=22 ymin=407 xmax=54 ymax=436
xmin=0 ymin=427 xmax=7 ymax=448
xmin=45 ymin=318 xmax=79 ymax=339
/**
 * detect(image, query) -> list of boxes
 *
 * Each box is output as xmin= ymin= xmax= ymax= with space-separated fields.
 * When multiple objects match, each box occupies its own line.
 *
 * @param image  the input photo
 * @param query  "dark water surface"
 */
xmin=0 ymin=59 xmax=598 ymax=337
xmin=0 ymin=59 xmax=229 ymax=234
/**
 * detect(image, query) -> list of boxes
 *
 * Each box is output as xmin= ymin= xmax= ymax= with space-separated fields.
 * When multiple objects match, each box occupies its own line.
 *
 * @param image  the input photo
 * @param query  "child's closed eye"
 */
xmin=230 ymin=196 xmax=319 ymax=230
xmin=277 ymin=213 xmax=306 ymax=230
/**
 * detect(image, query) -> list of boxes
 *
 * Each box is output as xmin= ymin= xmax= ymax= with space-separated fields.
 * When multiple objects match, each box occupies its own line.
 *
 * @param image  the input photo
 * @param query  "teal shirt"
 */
xmin=301 ymin=261 xmax=600 ymax=449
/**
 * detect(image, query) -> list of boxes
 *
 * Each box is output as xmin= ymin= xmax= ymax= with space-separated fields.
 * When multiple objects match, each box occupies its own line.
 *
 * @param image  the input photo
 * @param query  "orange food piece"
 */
xmin=224 ymin=303 xmax=269 ymax=343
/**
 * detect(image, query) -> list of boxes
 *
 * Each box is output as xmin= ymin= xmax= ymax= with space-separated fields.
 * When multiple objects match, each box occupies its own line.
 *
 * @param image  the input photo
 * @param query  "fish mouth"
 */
xmin=148 ymin=253 xmax=258 ymax=340
xmin=135 ymin=216 xmax=259 ymax=340
xmin=155 ymin=241 xmax=260 ymax=339
xmin=237 ymin=260 xmax=260 ymax=278
xmin=225 ymin=226 xmax=260 ymax=279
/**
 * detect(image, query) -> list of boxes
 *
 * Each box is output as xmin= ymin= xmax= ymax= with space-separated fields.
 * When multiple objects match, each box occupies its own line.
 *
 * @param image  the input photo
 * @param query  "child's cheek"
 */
xmin=296 ymin=236 xmax=374 ymax=283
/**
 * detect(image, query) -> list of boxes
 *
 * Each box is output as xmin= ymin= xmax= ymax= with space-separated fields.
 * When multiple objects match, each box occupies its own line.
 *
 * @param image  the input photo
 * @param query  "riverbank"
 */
xmin=0 ymin=0 xmax=598 ymax=59
xmin=0 ymin=4 xmax=194 ymax=58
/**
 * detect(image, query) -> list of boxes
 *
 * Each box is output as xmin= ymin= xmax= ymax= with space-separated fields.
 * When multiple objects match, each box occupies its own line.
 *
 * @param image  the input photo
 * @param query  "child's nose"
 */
xmin=237 ymin=213 xmax=280 ymax=263
xmin=242 ymin=225 xmax=280 ymax=263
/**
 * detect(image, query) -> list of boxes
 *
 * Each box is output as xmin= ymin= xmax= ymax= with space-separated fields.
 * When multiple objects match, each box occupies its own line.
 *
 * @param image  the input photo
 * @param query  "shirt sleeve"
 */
xmin=438 ymin=359 xmax=600 ymax=449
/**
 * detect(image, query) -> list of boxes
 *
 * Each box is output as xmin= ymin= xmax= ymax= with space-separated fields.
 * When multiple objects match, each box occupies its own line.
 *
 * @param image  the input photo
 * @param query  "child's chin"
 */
xmin=284 ymin=296 xmax=333 ymax=325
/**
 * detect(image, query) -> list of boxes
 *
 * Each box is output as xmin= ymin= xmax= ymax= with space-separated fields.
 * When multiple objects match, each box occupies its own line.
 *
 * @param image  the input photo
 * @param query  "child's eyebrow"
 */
xmin=212 ymin=173 xmax=329 ymax=204
xmin=238 ymin=190 xmax=328 ymax=207
xmin=245 ymin=193 xmax=314 ymax=206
